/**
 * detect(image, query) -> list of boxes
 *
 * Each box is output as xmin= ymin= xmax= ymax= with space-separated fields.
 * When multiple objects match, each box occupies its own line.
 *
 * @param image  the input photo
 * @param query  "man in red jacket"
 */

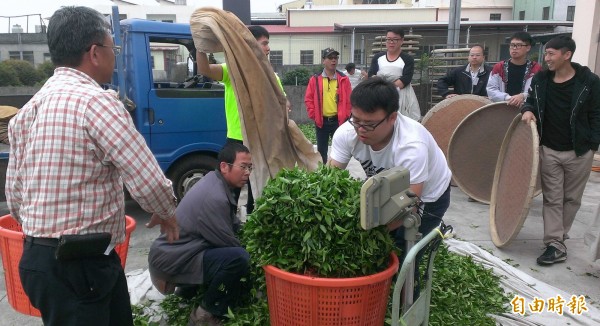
xmin=305 ymin=47 xmax=352 ymax=163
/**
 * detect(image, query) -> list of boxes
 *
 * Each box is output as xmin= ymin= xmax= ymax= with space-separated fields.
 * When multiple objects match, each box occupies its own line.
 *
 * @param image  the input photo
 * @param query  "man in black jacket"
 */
xmin=437 ymin=44 xmax=491 ymax=99
xmin=521 ymin=35 xmax=600 ymax=266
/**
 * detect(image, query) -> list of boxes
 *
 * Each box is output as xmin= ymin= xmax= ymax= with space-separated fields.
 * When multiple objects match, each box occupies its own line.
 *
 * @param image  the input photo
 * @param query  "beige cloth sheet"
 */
xmin=190 ymin=8 xmax=321 ymax=199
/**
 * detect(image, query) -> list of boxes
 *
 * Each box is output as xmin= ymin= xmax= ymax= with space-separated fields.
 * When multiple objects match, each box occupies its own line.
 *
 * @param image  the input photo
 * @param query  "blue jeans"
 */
xmin=315 ymin=117 xmax=339 ymax=163
xmin=201 ymin=247 xmax=250 ymax=316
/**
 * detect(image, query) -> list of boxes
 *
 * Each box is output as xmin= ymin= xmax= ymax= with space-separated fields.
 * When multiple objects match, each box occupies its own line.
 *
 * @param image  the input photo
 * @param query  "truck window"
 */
xmin=149 ymin=37 xmax=191 ymax=86
xmin=149 ymin=36 xmax=224 ymax=96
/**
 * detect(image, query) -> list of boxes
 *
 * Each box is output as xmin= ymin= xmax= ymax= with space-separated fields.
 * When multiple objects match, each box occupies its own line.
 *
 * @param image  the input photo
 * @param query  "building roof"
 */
xmin=334 ymin=20 xmax=574 ymax=32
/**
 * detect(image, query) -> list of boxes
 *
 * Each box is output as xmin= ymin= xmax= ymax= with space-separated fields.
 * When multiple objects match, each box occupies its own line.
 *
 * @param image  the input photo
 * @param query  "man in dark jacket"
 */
xmin=148 ymin=143 xmax=252 ymax=325
xmin=521 ymin=35 xmax=600 ymax=266
xmin=437 ymin=44 xmax=491 ymax=99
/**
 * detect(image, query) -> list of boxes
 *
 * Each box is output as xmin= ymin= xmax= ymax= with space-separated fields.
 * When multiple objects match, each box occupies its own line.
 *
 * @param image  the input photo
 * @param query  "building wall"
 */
xmin=571 ymin=0 xmax=600 ymax=73
xmin=436 ymin=8 xmax=513 ymax=21
xmin=266 ymin=24 xmax=553 ymax=68
xmin=412 ymin=0 xmax=513 ymax=7
xmin=0 ymin=33 xmax=48 ymax=67
xmin=553 ymin=0 xmax=576 ymax=20
xmin=513 ymin=0 xmax=554 ymax=20
xmin=288 ymin=7 xmax=437 ymax=27
xmin=269 ymin=34 xmax=346 ymax=65
xmin=288 ymin=6 xmax=513 ymax=27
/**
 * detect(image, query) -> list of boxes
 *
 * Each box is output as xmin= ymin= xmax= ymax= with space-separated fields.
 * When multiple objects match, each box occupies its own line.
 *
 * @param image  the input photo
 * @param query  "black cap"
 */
xmin=322 ymin=47 xmax=340 ymax=58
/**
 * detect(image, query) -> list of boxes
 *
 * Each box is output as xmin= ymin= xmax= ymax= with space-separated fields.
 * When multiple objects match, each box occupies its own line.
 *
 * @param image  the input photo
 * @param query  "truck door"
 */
xmin=146 ymin=36 xmax=226 ymax=198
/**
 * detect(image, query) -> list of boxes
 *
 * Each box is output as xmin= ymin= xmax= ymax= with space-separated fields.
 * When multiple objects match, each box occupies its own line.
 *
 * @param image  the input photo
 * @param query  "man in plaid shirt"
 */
xmin=6 ymin=6 xmax=179 ymax=325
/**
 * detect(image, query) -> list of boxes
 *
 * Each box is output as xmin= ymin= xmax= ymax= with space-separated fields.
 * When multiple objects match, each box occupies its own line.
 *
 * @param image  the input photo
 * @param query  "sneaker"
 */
xmin=188 ymin=306 xmax=223 ymax=326
xmin=536 ymin=246 xmax=567 ymax=265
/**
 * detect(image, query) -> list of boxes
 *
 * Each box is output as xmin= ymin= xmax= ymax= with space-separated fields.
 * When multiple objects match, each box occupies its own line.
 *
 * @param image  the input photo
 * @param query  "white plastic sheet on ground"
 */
xmin=127 ymin=269 xmax=167 ymax=324
xmin=127 ymin=239 xmax=600 ymax=325
xmin=445 ymin=238 xmax=600 ymax=326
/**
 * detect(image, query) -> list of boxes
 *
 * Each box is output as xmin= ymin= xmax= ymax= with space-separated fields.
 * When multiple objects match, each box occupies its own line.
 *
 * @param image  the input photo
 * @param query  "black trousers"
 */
xmin=393 ymin=184 xmax=451 ymax=299
xmin=315 ymin=118 xmax=339 ymax=164
xmin=19 ymin=240 xmax=133 ymax=326
xmin=201 ymin=247 xmax=250 ymax=316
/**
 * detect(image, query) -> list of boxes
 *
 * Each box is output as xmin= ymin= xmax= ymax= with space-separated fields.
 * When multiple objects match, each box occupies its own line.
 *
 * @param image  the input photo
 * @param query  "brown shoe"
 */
xmin=188 ymin=306 xmax=223 ymax=326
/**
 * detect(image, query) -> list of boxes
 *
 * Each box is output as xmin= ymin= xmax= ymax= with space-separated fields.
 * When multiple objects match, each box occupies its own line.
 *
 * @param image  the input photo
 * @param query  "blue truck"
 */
xmin=1 ymin=6 xmax=227 ymax=200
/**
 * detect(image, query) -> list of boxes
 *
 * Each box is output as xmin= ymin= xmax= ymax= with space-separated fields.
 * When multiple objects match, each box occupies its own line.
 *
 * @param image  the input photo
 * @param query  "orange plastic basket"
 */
xmin=0 ymin=215 xmax=136 ymax=317
xmin=264 ymin=253 xmax=399 ymax=326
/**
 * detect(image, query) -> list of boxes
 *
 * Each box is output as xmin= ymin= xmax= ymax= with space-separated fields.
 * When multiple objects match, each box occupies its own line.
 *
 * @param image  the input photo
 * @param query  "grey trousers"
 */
xmin=540 ymin=146 xmax=594 ymax=249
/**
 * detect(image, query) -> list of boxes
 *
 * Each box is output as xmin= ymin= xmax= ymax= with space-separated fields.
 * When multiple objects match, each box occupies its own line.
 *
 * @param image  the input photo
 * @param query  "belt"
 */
xmin=323 ymin=115 xmax=337 ymax=122
xmin=24 ymin=235 xmax=59 ymax=247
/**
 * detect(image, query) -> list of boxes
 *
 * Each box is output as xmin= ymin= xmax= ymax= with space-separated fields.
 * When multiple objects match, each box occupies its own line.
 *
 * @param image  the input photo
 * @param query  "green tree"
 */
xmin=2 ymin=60 xmax=41 ymax=86
xmin=0 ymin=61 xmax=22 ymax=86
xmin=36 ymin=61 xmax=55 ymax=81
xmin=281 ymin=67 xmax=313 ymax=86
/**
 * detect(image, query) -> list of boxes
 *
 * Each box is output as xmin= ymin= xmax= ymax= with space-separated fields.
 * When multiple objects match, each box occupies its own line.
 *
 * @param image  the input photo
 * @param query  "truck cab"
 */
xmin=114 ymin=14 xmax=226 ymax=199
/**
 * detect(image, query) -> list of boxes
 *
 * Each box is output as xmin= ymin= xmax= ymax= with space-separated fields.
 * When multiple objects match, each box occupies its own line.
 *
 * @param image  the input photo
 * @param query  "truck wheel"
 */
xmin=168 ymin=155 xmax=218 ymax=200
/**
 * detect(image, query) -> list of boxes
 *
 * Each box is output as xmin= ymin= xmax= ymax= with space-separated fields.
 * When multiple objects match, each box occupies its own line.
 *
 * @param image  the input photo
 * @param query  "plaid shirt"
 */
xmin=6 ymin=67 xmax=177 ymax=244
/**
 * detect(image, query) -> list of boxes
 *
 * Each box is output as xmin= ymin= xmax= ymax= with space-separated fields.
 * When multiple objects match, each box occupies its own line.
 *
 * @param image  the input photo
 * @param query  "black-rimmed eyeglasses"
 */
xmin=227 ymin=163 xmax=253 ymax=173
xmin=509 ymin=43 xmax=528 ymax=49
xmin=348 ymin=114 xmax=390 ymax=131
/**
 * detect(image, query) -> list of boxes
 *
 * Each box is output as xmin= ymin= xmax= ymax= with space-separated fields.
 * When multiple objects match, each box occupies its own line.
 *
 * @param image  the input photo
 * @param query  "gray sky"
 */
xmin=0 ymin=0 xmax=285 ymax=32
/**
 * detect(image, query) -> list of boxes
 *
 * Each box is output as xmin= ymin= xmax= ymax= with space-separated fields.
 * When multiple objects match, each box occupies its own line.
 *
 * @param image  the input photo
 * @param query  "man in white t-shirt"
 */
xmin=329 ymin=77 xmax=452 ymax=246
xmin=329 ymin=77 xmax=451 ymax=297
xmin=343 ymin=62 xmax=363 ymax=90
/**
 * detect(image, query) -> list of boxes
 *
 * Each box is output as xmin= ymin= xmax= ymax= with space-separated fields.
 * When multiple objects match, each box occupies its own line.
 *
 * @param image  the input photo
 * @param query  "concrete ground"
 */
xmin=1 ymin=157 xmax=600 ymax=325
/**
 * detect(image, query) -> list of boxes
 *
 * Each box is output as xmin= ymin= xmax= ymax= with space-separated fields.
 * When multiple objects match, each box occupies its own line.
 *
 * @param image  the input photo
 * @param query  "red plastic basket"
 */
xmin=0 ymin=215 xmax=136 ymax=317
xmin=264 ymin=254 xmax=399 ymax=326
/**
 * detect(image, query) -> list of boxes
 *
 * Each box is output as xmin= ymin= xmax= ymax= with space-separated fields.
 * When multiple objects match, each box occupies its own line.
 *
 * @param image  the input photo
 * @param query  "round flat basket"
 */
xmin=448 ymin=102 xmax=520 ymax=203
xmin=490 ymin=116 xmax=539 ymax=247
xmin=422 ymin=95 xmax=491 ymax=158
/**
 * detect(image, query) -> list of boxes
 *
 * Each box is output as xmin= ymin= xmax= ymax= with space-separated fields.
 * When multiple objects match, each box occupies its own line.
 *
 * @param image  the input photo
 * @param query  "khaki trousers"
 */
xmin=540 ymin=146 xmax=594 ymax=249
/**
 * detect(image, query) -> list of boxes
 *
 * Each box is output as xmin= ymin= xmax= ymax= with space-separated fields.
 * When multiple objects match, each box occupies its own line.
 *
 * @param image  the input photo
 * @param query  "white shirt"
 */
xmin=343 ymin=69 xmax=363 ymax=89
xmin=330 ymin=114 xmax=452 ymax=202
xmin=375 ymin=55 xmax=406 ymax=81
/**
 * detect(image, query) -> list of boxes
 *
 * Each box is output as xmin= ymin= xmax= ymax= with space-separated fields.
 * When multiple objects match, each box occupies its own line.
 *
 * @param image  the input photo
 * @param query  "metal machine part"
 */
xmin=360 ymin=165 xmax=450 ymax=325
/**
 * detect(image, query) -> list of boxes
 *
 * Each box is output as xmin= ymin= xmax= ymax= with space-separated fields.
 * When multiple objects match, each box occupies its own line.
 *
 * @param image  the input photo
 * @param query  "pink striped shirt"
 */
xmin=6 ymin=67 xmax=177 ymax=244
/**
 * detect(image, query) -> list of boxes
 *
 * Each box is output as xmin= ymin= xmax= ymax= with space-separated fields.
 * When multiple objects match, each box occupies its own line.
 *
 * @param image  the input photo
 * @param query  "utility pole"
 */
xmin=447 ymin=0 xmax=462 ymax=48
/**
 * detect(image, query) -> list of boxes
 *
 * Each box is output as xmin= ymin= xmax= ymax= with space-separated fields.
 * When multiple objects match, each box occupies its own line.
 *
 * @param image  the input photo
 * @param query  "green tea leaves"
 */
xmin=242 ymin=165 xmax=395 ymax=278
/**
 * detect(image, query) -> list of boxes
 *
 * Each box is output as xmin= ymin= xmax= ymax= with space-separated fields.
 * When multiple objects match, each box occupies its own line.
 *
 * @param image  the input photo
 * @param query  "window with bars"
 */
xmin=300 ymin=50 xmax=313 ymax=65
xmin=353 ymin=49 xmax=361 ymax=64
xmin=542 ymin=7 xmax=550 ymax=20
xmin=9 ymin=51 xmax=34 ymax=65
xmin=270 ymin=50 xmax=283 ymax=65
xmin=566 ymin=6 xmax=575 ymax=21
xmin=490 ymin=13 xmax=501 ymax=21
